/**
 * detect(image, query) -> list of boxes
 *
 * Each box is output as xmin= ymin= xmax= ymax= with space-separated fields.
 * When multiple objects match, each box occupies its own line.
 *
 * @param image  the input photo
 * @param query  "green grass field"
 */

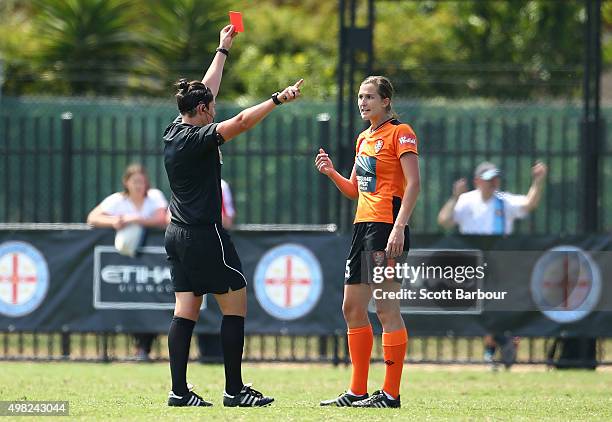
xmin=1 ymin=362 xmax=611 ymax=421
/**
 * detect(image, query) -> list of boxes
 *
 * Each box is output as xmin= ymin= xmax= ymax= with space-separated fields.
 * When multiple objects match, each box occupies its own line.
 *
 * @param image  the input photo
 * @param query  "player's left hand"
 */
xmin=532 ymin=161 xmax=547 ymax=183
xmin=219 ymin=24 xmax=237 ymax=50
xmin=385 ymin=226 xmax=405 ymax=258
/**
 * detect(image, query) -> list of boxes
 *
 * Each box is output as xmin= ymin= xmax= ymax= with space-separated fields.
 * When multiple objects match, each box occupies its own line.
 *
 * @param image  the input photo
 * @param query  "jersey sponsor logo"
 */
xmin=374 ymin=139 xmax=384 ymax=154
xmin=399 ymin=135 xmax=416 ymax=145
xmin=0 ymin=241 xmax=49 ymax=317
xmin=254 ymin=243 xmax=323 ymax=320
xmin=355 ymin=156 xmax=377 ymax=192
xmin=530 ymin=246 xmax=601 ymax=323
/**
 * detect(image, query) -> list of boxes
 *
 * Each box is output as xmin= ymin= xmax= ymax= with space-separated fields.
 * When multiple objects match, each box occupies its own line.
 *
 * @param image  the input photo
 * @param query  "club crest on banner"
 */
xmin=530 ymin=246 xmax=601 ymax=323
xmin=0 ymin=241 xmax=49 ymax=317
xmin=254 ymin=243 xmax=323 ymax=320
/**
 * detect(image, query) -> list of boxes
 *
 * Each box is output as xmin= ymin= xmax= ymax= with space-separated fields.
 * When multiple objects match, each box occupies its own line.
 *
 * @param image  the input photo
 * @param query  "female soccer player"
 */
xmin=163 ymin=24 xmax=303 ymax=408
xmin=315 ymin=76 xmax=420 ymax=408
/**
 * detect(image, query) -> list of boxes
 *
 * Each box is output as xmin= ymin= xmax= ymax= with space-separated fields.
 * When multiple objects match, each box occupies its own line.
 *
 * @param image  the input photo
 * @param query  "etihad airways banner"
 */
xmin=0 ymin=228 xmax=611 ymax=336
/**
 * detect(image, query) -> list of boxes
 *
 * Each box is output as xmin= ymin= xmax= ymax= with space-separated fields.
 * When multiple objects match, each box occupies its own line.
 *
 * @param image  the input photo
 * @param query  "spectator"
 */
xmin=220 ymin=179 xmax=236 ymax=229
xmin=438 ymin=161 xmax=547 ymax=235
xmin=197 ymin=179 xmax=236 ymax=363
xmin=437 ymin=160 xmax=547 ymax=369
xmin=87 ymin=163 xmax=169 ymax=361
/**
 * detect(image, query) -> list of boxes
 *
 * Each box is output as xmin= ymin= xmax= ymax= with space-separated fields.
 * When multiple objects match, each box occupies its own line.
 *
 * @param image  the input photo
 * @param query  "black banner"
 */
xmin=0 ymin=228 xmax=611 ymax=336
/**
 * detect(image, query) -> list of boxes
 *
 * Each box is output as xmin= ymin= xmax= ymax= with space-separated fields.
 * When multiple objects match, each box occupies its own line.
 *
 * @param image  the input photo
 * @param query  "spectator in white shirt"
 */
xmin=87 ymin=163 xmax=169 ymax=361
xmin=437 ymin=161 xmax=547 ymax=235
xmin=87 ymin=163 xmax=169 ymax=230
xmin=220 ymin=179 xmax=236 ymax=229
xmin=437 ymin=160 xmax=547 ymax=369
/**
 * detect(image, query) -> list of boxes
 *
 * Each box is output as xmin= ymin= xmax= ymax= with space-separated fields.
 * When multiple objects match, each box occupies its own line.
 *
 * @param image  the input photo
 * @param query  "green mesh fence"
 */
xmin=1 ymin=95 xmax=610 ymax=234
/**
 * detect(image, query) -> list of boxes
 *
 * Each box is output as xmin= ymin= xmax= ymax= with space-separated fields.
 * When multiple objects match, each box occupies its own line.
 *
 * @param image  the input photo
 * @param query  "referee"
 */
xmin=163 ymin=24 xmax=303 ymax=407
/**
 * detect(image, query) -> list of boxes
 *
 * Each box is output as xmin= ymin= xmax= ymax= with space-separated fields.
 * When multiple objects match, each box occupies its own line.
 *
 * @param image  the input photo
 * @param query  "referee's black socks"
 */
xmin=168 ymin=316 xmax=196 ymax=396
xmin=221 ymin=315 xmax=245 ymax=396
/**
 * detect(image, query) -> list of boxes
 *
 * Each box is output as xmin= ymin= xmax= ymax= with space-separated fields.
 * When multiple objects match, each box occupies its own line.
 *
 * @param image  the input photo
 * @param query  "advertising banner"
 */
xmin=0 ymin=228 xmax=610 ymax=337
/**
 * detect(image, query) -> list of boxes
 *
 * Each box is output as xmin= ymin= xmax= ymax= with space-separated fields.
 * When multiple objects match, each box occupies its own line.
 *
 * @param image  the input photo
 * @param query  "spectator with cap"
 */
xmin=437 ymin=161 xmax=547 ymax=235
xmin=437 ymin=160 xmax=547 ymax=368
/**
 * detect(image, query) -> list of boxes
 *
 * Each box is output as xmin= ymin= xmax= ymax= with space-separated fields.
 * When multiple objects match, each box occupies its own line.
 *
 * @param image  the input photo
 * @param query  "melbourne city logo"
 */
xmin=530 ymin=246 xmax=601 ymax=324
xmin=0 ymin=241 xmax=49 ymax=317
xmin=254 ymin=243 xmax=323 ymax=320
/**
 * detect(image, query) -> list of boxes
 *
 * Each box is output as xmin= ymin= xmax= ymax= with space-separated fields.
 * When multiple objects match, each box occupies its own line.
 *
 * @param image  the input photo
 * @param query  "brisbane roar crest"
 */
xmin=374 ymin=139 xmax=384 ymax=154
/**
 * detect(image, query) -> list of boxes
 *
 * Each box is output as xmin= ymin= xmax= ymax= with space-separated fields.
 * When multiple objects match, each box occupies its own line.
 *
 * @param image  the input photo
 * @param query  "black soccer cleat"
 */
xmin=167 ymin=390 xmax=213 ymax=407
xmin=351 ymin=390 xmax=400 ymax=408
xmin=223 ymin=383 xmax=274 ymax=407
xmin=320 ymin=391 xmax=369 ymax=407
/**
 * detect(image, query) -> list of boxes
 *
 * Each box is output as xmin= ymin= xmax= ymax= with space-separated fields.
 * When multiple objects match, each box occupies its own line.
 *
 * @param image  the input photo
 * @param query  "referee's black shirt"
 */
xmin=163 ymin=116 xmax=225 ymax=225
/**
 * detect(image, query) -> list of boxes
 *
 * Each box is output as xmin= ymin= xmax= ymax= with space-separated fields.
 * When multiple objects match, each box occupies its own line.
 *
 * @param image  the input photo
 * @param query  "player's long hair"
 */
xmin=175 ymin=79 xmax=214 ymax=116
xmin=361 ymin=76 xmax=399 ymax=120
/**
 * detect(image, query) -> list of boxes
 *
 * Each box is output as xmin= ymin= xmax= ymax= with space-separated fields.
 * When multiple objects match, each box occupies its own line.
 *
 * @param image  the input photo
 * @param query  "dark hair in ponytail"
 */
xmin=175 ymin=78 xmax=213 ymax=117
xmin=361 ymin=75 xmax=399 ymax=119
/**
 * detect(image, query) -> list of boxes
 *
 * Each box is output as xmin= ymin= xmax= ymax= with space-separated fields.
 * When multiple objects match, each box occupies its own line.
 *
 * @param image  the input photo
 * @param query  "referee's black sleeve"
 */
xmin=195 ymin=123 xmax=225 ymax=151
xmin=175 ymin=122 xmax=225 ymax=154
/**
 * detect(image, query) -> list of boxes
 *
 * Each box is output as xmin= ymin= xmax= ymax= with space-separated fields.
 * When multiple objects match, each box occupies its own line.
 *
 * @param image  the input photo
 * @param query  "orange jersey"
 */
xmin=353 ymin=119 xmax=418 ymax=224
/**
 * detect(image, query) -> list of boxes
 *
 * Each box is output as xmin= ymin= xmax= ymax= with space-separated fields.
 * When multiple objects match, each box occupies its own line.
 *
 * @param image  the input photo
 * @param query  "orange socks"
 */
xmin=348 ymin=326 xmax=408 ymax=398
xmin=347 ymin=324 xmax=374 ymax=396
xmin=382 ymin=328 xmax=408 ymax=398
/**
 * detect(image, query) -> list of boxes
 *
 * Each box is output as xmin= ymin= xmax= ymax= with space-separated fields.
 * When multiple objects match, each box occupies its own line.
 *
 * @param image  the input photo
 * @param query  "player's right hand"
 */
xmin=315 ymin=148 xmax=335 ymax=176
xmin=277 ymin=79 xmax=304 ymax=104
xmin=453 ymin=178 xmax=468 ymax=198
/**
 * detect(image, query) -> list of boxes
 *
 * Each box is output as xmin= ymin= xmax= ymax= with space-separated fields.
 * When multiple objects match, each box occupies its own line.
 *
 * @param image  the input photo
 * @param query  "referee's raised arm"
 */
xmin=202 ymin=24 xmax=237 ymax=98
xmin=216 ymin=79 xmax=304 ymax=142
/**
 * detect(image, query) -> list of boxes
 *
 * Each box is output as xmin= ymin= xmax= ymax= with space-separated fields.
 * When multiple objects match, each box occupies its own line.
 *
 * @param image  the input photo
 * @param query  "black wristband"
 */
xmin=271 ymin=92 xmax=283 ymax=105
xmin=216 ymin=47 xmax=229 ymax=57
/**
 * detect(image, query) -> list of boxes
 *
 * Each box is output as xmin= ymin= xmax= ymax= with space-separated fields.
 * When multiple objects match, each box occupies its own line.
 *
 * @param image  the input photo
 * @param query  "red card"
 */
xmin=229 ymin=11 xmax=244 ymax=32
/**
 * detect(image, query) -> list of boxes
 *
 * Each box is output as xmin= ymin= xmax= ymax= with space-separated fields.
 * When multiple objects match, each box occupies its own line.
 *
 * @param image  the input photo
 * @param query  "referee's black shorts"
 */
xmin=344 ymin=222 xmax=410 ymax=285
xmin=164 ymin=222 xmax=247 ymax=296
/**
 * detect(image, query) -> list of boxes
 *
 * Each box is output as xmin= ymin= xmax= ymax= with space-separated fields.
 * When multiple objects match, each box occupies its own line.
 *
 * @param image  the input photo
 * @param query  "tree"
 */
xmin=375 ymin=0 xmax=586 ymax=99
xmin=227 ymin=0 xmax=337 ymax=102
xmin=137 ymin=0 xmax=231 ymax=95
xmin=32 ymin=0 xmax=141 ymax=95
xmin=0 ymin=1 xmax=39 ymax=96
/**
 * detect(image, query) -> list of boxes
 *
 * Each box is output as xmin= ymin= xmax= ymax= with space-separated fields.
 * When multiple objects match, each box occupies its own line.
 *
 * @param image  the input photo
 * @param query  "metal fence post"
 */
xmin=61 ymin=329 xmax=71 ymax=359
xmin=101 ymin=333 xmax=109 ymax=362
xmin=332 ymin=333 xmax=340 ymax=366
xmin=61 ymin=112 xmax=74 ymax=222
xmin=317 ymin=113 xmax=331 ymax=224
xmin=318 ymin=335 xmax=328 ymax=361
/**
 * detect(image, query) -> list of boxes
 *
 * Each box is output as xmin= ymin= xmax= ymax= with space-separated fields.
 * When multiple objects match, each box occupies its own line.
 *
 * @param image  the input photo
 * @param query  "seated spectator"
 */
xmin=87 ymin=163 xmax=169 ymax=361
